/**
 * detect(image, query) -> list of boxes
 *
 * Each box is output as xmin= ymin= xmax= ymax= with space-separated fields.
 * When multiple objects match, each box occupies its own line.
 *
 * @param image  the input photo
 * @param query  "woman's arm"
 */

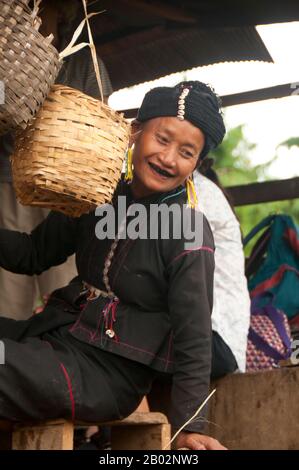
xmin=0 ymin=211 xmax=79 ymax=275
xmin=165 ymin=214 xmax=218 ymax=446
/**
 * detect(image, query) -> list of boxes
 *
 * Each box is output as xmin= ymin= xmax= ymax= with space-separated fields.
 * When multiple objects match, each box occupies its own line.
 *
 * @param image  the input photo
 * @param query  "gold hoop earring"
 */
xmin=186 ymin=176 xmax=198 ymax=209
xmin=124 ymin=145 xmax=134 ymax=182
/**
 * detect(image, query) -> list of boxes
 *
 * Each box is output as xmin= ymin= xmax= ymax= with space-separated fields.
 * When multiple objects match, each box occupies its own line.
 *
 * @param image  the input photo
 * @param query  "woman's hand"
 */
xmin=173 ymin=431 xmax=227 ymax=450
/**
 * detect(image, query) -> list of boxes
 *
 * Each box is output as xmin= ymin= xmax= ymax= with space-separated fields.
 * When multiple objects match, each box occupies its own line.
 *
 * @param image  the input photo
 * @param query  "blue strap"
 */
xmin=243 ymin=214 xmax=276 ymax=247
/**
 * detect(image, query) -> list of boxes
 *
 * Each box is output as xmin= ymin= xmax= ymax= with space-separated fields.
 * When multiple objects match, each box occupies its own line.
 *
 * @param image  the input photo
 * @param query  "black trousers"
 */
xmin=0 ymin=315 xmax=236 ymax=423
xmin=0 ymin=323 xmax=155 ymax=423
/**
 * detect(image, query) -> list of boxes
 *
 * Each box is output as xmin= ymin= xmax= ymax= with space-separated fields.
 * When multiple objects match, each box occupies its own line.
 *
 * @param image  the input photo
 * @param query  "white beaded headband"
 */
xmin=177 ymin=87 xmax=190 ymax=120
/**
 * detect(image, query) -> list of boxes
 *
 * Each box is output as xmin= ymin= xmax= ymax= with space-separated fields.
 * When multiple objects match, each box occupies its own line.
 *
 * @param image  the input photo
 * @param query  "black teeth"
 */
xmin=150 ymin=162 xmax=173 ymax=177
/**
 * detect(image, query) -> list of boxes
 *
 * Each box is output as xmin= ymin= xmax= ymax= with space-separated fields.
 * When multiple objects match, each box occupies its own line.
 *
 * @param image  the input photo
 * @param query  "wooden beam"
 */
xmin=226 ymin=177 xmax=299 ymax=206
xmin=120 ymin=82 xmax=299 ymax=118
xmin=12 ymin=420 xmax=74 ymax=451
xmin=117 ymin=0 xmax=196 ymax=24
xmin=111 ymin=424 xmax=171 ymax=450
xmin=222 ymin=82 xmax=299 ymax=107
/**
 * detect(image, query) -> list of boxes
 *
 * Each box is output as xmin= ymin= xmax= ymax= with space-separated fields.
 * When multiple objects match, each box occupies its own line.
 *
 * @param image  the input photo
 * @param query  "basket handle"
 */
xmin=59 ymin=0 xmax=105 ymax=101
xmin=81 ymin=0 xmax=104 ymax=102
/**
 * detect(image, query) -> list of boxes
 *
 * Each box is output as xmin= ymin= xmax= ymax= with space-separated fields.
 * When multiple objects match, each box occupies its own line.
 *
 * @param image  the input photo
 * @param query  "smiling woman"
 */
xmin=127 ymin=81 xmax=225 ymax=203
xmin=130 ymin=117 xmax=205 ymax=198
xmin=0 ymin=80 xmax=227 ymax=450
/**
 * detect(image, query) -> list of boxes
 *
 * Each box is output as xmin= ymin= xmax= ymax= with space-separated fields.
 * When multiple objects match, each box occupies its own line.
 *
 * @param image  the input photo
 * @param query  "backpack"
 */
xmin=244 ymin=214 xmax=299 ymax=371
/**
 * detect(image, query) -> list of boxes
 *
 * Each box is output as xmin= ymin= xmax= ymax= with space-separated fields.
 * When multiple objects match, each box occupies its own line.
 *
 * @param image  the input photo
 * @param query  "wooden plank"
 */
xmin=77 ymin=411 xmax=169 ymax=427
xmin=0 ymin=420 xmax=12 ymax=450
xmin=12 ymin=420 xmax=74 ymax=450
xmin=117 ymin=0 xmax=196 ymax=24
xmin=208 ymin=367 xmax=299 ymax=450
xmin=109 ymin=411 xmax=168 ymax=426
xmin=112 ymin=423 xmax=171 ymax=450
xmin=227 ymin=177 xmax=299 ymax=206
xmin=121 ymin=82 xmax=299 ymax=118
xmin=0 ymin=420 xmax=12 ymax=431
xmin=222 ymin=82 xmax=299 ymax=107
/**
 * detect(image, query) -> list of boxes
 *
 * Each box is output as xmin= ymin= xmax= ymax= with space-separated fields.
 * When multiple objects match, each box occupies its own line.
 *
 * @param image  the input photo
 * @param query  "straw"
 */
xmin=163 ymin=388 xmax=216 ymax=450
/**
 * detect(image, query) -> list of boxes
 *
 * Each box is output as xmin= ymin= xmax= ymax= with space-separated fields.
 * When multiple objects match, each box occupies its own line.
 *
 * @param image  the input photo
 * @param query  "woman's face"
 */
xmin=130 ymin=117 xmax=205 ymax=198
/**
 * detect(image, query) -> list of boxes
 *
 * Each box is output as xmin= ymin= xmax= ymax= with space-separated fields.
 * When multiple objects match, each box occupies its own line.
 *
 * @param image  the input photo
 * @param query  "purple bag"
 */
xmin=246 ymin=294 xmax=292 ymax=371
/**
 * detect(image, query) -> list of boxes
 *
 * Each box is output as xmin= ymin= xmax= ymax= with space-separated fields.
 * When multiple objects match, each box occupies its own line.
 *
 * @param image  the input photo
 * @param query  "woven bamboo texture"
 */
xmin=11 ymin=84 xmax=130 ymax=217
xmin=0 ymin=0 xmax=61 ymax=135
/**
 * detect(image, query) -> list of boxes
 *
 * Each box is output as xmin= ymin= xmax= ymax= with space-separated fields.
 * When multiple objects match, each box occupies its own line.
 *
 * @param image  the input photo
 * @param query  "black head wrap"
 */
xmin=137 ymin=81 xmax=226 ymax=158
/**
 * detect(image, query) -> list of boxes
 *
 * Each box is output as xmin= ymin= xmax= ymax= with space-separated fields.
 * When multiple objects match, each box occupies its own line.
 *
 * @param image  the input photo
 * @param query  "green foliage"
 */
xmin=278 ymin=137 xmax=299 ymax=149
xmin=208 ymin=124 xmax=299 ymax=255
xmin=210 ymin=125 xmax=271 ymax=185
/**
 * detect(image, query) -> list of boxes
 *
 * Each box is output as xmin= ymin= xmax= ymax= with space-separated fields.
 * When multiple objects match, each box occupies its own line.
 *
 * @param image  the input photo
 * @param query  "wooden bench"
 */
xmin=148 ymin=366 xmax=299 ymax=450
xmin=0 ymin=412 xmax=171 ymax=450
xmin=208 ymin=366 xmax=299 ymax=449
xmin=6 ymin=367 xmax=299 ymax=450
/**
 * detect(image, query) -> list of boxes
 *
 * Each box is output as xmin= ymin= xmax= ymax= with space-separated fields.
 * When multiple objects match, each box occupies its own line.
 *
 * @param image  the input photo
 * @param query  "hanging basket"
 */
xmin=0 ymin=0 xmax=61 ymax=136
xmin=11 ymin=84 xmax=130 ymax=217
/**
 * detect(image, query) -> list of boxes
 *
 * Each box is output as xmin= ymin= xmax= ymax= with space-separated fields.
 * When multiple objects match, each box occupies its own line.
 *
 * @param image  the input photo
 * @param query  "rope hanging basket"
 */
xmin=0 ymin=0 xmax=61 ymax=136
xmin=11 ymin=84 xmax=131 ymax=217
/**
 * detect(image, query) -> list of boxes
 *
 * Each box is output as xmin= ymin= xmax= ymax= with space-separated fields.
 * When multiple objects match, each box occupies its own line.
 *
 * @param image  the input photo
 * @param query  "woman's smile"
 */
xmin=148 ymin=161 xmax=176 ymax=180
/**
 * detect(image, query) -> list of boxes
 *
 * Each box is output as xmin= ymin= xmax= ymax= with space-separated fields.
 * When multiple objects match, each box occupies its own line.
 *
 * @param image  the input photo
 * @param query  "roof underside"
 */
xmin=69 ymin=0 xmax=299 ymax=90
xmin=97 ymin=26 xmax=272 ymax=91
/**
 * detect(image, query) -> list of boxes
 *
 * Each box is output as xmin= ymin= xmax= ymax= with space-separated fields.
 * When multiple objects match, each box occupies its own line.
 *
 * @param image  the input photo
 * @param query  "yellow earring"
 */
xmin=124 ymin=146 xmax=133 ymax=182
xmin=186 ymin=176 xmax=198 ymax=209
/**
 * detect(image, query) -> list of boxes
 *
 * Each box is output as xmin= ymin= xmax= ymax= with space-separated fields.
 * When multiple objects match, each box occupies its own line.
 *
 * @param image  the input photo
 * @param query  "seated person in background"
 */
xmin=193 ymin=158 xmax=251 ymax=376
xmin=0 ymin=0 xmax=112 ymax=320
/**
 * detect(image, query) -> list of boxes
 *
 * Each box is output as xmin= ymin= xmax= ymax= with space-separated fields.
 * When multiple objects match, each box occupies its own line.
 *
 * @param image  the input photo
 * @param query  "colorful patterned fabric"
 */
xmin=244 ymin=214 xmax=298 ymax=371
xmin=246 ymin=298 xmax=291 ymax=371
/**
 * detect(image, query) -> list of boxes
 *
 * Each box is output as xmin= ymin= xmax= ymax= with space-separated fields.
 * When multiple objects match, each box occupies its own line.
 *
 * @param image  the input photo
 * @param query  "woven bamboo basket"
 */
xmin=0 ymin=0 xmax=61 ymax=135
xmin=11 ymin=84 xmax=131 ymax=217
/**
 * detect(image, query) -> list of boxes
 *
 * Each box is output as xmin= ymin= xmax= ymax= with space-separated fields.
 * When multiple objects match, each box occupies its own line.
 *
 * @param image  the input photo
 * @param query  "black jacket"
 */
xmin=0 ymin=184 xmax=214 ymax=432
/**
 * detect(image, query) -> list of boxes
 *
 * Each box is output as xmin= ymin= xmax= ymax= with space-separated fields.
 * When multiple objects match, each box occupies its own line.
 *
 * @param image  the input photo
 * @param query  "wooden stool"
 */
xmin=148 ymin=367 xmax=299 ymax=449
xmin=208 ymin=367 xmax=299 ymax=449
xmin=1 ymin=412 xmax=171 ymax=450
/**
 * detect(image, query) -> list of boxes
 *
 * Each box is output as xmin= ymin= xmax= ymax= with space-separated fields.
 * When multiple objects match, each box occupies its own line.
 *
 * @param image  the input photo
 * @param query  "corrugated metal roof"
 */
xmin=98 ymin=26 xmax=272 ymax=91
xmin=70 ymin=0 xmax=299 ymax=90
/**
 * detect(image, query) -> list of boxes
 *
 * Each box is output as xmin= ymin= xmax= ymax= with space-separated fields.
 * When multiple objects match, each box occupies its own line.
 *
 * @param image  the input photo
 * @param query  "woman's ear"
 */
xmin=129 ymin=120 xmax=142 ymax=147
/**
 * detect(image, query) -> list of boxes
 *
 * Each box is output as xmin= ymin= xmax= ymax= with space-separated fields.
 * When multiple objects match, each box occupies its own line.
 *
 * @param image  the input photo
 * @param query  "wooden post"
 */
xmin=112 ymin=424 xmax=170 ymax=450
xmin=104 ymin=412 xmax=171 ymax=450
xmin=12 ymin=420 xmax=74 ymax=451
xmin=0 ymin=420 xmax=12 ymax=450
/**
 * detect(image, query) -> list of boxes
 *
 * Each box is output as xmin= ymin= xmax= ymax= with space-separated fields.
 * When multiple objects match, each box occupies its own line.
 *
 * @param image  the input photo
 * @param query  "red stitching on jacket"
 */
xmin=70 ymin=322 xmax=173 ymax=364
xmin=170 ymin=246 xmax=214 ymax=265
xmin=69 ymin=301 xmax=89 ymax=333
xmin=106 ymin=338 xmax=174 ymax=363
xmin=59 ymin=362 xmax=75 ymax=421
